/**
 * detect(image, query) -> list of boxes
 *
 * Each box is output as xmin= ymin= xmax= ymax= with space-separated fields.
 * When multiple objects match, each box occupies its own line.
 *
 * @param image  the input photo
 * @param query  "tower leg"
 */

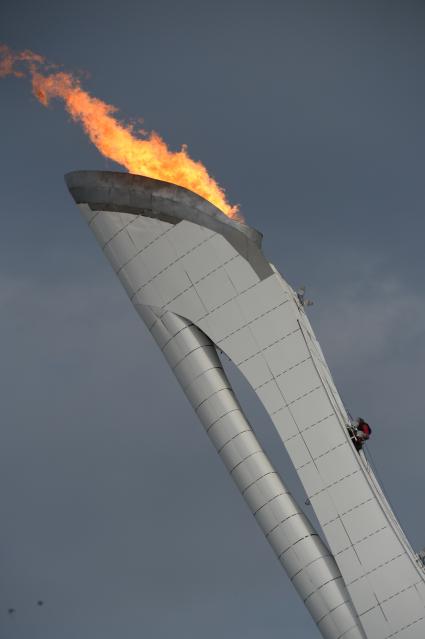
xmin=140 ymin=306 xmax=365 ymax=639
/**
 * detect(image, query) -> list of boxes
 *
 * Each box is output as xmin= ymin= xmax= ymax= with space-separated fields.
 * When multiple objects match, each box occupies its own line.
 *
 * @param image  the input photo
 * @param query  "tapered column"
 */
xmin=138 ymin=305 xmax=365 ymax=639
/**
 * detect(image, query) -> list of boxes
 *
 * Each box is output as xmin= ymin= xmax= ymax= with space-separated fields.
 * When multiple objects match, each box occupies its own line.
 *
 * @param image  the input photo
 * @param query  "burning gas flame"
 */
xmin=0 ymin=44 xmax=240 ymax=220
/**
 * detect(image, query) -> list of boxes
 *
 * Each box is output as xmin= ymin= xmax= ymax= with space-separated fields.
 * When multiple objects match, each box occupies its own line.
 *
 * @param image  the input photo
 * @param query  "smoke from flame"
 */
xmin=0 ymin=44 xmax=240 ymax=220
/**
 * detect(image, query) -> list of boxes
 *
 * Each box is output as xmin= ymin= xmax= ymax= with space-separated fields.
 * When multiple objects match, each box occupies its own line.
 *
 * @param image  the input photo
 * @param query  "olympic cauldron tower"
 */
xmin=66 ymin=171 xmax=425 ymax=639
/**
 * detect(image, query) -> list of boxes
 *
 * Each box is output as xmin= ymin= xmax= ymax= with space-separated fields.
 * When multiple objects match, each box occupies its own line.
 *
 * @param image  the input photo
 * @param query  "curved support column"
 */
xmin=139 ymin=305 xmax=365 ymax=639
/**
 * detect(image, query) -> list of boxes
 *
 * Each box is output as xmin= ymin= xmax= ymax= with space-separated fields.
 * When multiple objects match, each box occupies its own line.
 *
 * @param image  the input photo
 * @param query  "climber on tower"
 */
xmin=348 ymin=417 xmax=372 ymax=452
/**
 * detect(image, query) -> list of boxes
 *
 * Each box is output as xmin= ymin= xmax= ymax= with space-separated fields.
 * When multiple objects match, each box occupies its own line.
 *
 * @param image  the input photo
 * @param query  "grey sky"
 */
xmin=0 ymin=1 xmax=424 ymax=637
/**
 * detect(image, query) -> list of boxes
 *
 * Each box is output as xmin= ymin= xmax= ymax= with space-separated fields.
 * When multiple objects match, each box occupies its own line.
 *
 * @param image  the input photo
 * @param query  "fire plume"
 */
xmin=0 ymin=44 xmax=240 ymax=220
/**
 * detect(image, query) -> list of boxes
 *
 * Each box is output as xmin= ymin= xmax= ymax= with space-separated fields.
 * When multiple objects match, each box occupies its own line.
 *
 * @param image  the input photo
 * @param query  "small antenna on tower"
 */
xmin=297 ymin=285 xmax=314 ymax=307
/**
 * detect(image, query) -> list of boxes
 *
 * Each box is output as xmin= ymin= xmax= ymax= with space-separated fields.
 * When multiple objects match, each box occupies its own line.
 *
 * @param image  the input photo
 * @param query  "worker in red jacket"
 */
xmin=349 ymin=418 xmax=372 ymax=452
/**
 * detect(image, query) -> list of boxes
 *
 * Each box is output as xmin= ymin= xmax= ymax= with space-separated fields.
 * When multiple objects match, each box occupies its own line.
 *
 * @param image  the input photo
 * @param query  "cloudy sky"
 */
xmin=0 ymin=1 xmax=424 ymax=637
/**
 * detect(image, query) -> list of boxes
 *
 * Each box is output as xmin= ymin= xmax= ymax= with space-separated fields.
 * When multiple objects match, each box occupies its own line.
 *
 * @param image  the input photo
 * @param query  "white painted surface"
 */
xmin=77 ymin=201 xmax=425 ymax=639
xmin=143 ymin=309 xmax=364 ymax=639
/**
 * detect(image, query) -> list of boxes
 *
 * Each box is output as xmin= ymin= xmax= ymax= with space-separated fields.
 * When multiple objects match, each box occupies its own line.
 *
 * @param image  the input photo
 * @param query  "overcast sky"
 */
xmin=0 ymin=1 xmax=424 ymax=638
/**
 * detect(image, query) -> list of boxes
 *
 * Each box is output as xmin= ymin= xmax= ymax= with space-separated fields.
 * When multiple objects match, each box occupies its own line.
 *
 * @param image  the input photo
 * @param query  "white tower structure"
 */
xmin=66 ymin=171 xmax=425 ymax=639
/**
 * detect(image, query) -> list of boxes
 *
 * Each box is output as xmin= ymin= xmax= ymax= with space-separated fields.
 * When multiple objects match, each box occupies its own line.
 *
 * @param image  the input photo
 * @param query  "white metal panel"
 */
xmin=167 ymin=220 xmax=213 ymax=257
xmin=134 ymin=302 xmax=157 ymax=330
xmin=153 ymin=265 xmax=193 ymax=306
xmin=159 ymin=307 xmax=187 ymax=335
xmin=255 ymin=494 xmax=300 ymax=534
xmin=398 ymin=620 xmax=425 ymax=639
xmin=196 ymin=388 xmax=241 ymax=428
xmin=249 ymin=303 xmax=298 ymax=350
xmin=132 ymin=281 xmax=165 ymax=308
xmin=219 ymin=431 xmax=263 ymax=471
xmin=276 ymin=359 xmax=322 ymax=404
xmin=416 ymin=581 xmax=425 ymax=603
xmin=335 ymin=547 xmax=365 ymax=584
xmin=284 ymin=434 xmax=312 ymax=470
xmin=307 ymin=577 xmax=347 ymax=622
xmin=358 ymin=608 xmax=388 ymax=639
xmin=139 ymin=234 xmax=178 ymax=277
xmin=268 ymin=517 xmax=314 ymax=557
xmin=126 ymin=215 xmax=172 ymax=250
xmin=298 ymin=462 xmax=325 ymax=498
xmin=181 ymin=235 xmax=236 ymax=282
xmin=117 ymin=268 xmax=139 ymax=298
xmin=347 ymin=578 xmax=376 ymax=616
xmin=325 ymin=474 xmax=365 ymax=516
xmin=292 ymin=556 xmax=340 ymax=599
xmin=163 ymin=325 xmax=211 ymax=369
xmin=237 ymin=275 xmax=290 ymax=322
xmin=218 ymin=326 xmax=260 ymax=364
xmin=343 ymin=627 xmax=369 ymax=639
xmin=90 ymin=210 xmax=135 ymax=246
xmin=355 ymin=527 xmax=403 ymax=572
xmin=207 ymin=411 xmax=251 ymax=451
xmin=238 ymin=354 xmax=272 ymax=389
xmin=369 ymin=554 xmax=422 ymax=604
xmin=169 ymin=287 xmax=207 ymax=321
xmin=282 ymin=537 xmax=326 ymax=578
xmin=231 ymin=451 xmax=274 ymax=493
xmin=303 ymin=414 xmax=347 ymax=459
xmin=224 ymin=254 xmax=260 ymax=293
xmin=173 ymin=345 xmax=219 ymax=386
xmin=315 ymin=444 xmax=359 ymax=487
xmin=149 ymin=315 xmax=173 ymax=349
xmin=290 ymin=387 xmax=334 ymax=431
xmin=342 ymin=500 xmax=388 ymax=545
xmin=256 ymin=379 xmax=285 ymax=414
xmin=327 ymin=471 xmax=372 ymax=514
xmin=185 ymin=368 xmax=230 ymax=409
xmin=181 ymin=238 xmax=224 ymax=282
xmin=322 ymin=519 xmax=354 ymax=555
xmin=207 ymin=233 xmax=239 ymax=262
xmin=271 ymin=406 xmax=300 ymax=441
xmin=318 ymin=604 xmax=362 ymax=639
xmin=347 ymin=577 xmax=390 ymax=625
xmin=78 ymin=203 xmax=98 ymax=224
xmin=243 ymin=473 xmax=290 ymax=514
xmin=309 ymin=491 xmax=338 ymax=526
xmin=198 ymin=298 xmax=247 ymax=344
xmin=119 ymin=252 xmax=153 ymax=293
xmin=104 ymin=228 xmax=140 ymax=272
xmin=263 ymin=329 xmax=309 ymax=377
xmin=195 ymin=268 xmax=237 ymax=312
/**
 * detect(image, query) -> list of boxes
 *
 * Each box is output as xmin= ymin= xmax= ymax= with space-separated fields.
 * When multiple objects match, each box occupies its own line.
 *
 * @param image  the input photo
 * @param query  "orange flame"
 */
xmin=0 ymin=44 xmax=240 ymax=220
